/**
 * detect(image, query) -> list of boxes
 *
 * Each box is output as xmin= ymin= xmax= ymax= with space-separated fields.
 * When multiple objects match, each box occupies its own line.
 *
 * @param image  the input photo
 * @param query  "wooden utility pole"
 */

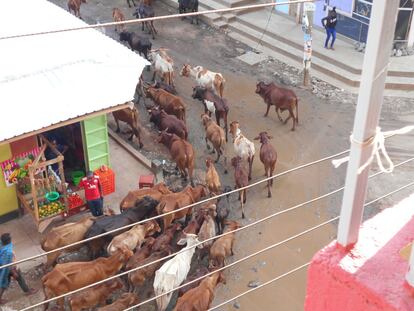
xmin=337 ymin=0 xmax=400 ymax=247
xmin=302 ymin=2 xmax=315 ymax=86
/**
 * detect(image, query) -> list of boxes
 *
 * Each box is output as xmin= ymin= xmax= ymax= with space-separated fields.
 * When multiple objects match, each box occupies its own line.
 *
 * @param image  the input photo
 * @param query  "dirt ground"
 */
xmin=3 ymin=0 xmax=413 ymax=310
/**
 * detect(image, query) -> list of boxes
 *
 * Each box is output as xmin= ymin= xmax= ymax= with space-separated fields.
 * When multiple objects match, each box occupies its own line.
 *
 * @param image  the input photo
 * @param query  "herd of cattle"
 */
xmin=37 ymin=1 xmax=301 ymax=310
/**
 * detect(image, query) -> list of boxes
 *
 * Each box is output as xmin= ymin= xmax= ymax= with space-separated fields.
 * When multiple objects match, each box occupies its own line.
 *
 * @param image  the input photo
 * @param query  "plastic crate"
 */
xmin=94 ymin=166 xmax=115 ymax=196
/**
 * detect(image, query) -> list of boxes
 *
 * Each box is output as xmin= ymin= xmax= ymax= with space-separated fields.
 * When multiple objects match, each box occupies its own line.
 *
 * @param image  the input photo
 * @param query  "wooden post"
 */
xmin=29 ymin=167 xmax=39 ymax=223
xmin=337 ymin=0 xmax=400 ymax=247
xmin=58 ymin=159 xmax=69 ymax=214
xmin=302 ymin=3 xmax=314 ymax=86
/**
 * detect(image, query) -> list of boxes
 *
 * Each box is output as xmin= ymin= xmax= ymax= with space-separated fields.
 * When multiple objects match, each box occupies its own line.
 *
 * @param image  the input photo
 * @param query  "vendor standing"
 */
xmin=79 ymin=171 xmax=104 ymax=216
xmin=0 ymin=233 xmax=37 ymax=304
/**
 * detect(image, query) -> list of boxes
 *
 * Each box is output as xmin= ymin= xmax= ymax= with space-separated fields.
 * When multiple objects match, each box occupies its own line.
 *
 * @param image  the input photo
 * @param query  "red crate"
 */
xmin=94 ymin=166 xmax=115 ymax=196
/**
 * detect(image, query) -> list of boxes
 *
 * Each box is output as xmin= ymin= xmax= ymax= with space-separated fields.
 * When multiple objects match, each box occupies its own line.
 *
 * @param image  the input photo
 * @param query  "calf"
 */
xmin=125 ymin=237 xmax=156 ymax=271
xmin=205 ymin=157 xmax=221 ymax=195
xmin=134 ymin=4 xmax=157 ymax=39
xmin=201 ymin=114 xmax=227 ymax=167
xmin=173 ymin=271 xmax=225 ymax=311
xmin=97 ymin=293 xmax=139 ymax=311
xmin=119 ymin=31 xmax=152 ymax=61
xmin=158 ymin=131 xmax=195 ymax=186
xmin=230 ymin=121 xmax=255 ymax=181
xmin=42 ymin=247 xmax=133 ymax=310
xmin=149 ymin=50 xmax=175 ymax=87
xmin=156 ymin=185 xmax=207 ymax=230
xmin=120 ymin=183 xmax=172 ymax=212
xmin=154 ymin=234 xmax=199 ymax=311
xmin=231 ymin=156 xmax=248 ymax=219
xmin=128 ymin=249 xmax=171 ymax=288
xmin=149 ymin=109 xmax=188 ymax=140
xmin=193 ymin=87 xmax=229 ymax=142
xmin=107 ymin=220 xmax=160 ymax=255
xmin=197 ymin=213 xmax=217 ymax=260
xmin=181 ymin=65 xmax=225 ymax=98
xmin=68 ymin=0 xmax=86 ymax=18
xmin=146 ymin=87 xmax=186 ymax=122
xmin=112 ymin=106 xmax=143 ymax=149
xmin=216 ymin=186 xmax=232 ymax=234
xmin=112 ymin=8 xmax=125 ymax=32
xmin=209 ymin=220 xmax=241 ymax=268
xmin=41 ymin=216 xmax=95 ymax=270
xmin=255 ymin=81 xmax=299 ymax=131
xmin=177 ymin=266 xmax=209 ymax=297
xmin=69 ymin=279 xmax=124 ymax=311
xmin=254 ymin=131 xmax=277 ymax=198
xmin=178 ymin=0 xmax=199 ymax=24
xmin=152 ymin=223 xmax=182 ymax=252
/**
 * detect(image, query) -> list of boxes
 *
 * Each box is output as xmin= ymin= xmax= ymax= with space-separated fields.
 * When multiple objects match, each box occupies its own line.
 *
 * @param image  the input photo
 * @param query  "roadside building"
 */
xmin=0 ymin=0 xmax=148 ymax=230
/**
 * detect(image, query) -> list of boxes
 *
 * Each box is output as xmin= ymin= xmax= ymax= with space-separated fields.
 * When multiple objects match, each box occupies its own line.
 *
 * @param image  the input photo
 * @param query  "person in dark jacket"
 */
xmin=0 ymin=233 xmax=37 ymax=304
xmin=321 ymin=7 xmax=338 ymax=50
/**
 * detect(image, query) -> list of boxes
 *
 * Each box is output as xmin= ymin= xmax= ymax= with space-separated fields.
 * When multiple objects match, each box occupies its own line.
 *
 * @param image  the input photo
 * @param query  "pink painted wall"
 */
xmin=305 ymin=193 xmax=414 ymax=311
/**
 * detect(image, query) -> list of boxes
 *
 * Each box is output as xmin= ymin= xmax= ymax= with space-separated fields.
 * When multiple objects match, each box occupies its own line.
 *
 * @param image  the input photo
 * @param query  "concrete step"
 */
xmin=227 ymin=21 xmax=414 ymax=92
xmin=234 ymin=14 xmax=362 ymax=75
xmin=228 ymin=21 xmax=361 ymax=87
xmin=222 ymin=13 xmax=236 ymax=22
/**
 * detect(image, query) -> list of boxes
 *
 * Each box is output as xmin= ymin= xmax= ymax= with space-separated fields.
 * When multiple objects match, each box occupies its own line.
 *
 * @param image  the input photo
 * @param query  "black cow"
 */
xmin=85 ymin=196 xmax=159 ymax=258
xmin=153 ymin=81 xmax=177 ymax=95
xmin=119 ymin=31 xmax=152 ymax=61
xmin=178 ymin=0 xmax=199 ymax=24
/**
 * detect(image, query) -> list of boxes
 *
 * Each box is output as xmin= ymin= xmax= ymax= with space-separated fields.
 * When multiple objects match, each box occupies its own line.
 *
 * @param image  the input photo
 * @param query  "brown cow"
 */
xmin=201 ymin=114 xmax=227 ymax=168
xmin=177 ymin=266 xmax=209 ymax=297
xmin=193 ymin=87 xmax=229 ymax=142
xmin=97 ymin=292 xmax=139 ymax=311
xmin=125 ymin=237 xmax=156 ymax=271
xmin=68 ymin=0 xmax=86 ymax=18
xmin=209 ymin=220 xmax=241 ymax=268
xmin=42 ymin=247 xmax=133 ymax=310
xmin=173 ymin=271 xmax=225 ymax=311
xmin=254 ymin=132 xmax=277 ymax=198
xmin=145 ymin=87 xmax=186 ymax=122
xmin=107 ymin=220 xmax=160 ymax=255
xmin=112 ymin=8 xmax=125 ymax=32
xmin=128 ymin=249 xmax=171 ymax=288
xmin=205 ymin=157 xmax=221 ymax=195
xmin=149 ymin=108 xmax=188 ymax=140
xmin=41 ymin=216 xmax=95 ymax=270
xmin=112 ymin=106 xmax=143 ymax=148
xmin=120 ymin=182 xmax=172 ymax=212
xmin=255 ymin=81 xmax=299 ymax=131
xmin=69 ymin=278 xmax=124 ymax=311
xmin=158 ymin=131 xmax=195 ymax=186
xmin=152 ymin=222 xmax=182 ymax=252
xmin=156 ymin=185 xmax=208 ymax=230
xmin=231 ymin=156 xmax=248 ymax=219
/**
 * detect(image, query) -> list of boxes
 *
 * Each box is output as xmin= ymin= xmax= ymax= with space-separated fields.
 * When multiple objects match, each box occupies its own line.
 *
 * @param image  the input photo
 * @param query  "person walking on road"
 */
xmin=0 ymin=233 xmax=38 ymax=305
xmin=322 ymin=7 xmax=337 ymax=50
xmin=79 ymin=171 xmax=104 ymax=217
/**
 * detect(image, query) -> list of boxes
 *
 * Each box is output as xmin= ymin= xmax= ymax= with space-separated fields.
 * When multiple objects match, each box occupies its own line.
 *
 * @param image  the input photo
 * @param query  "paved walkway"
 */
xmin=5 ymin=136 xmax=152 ymax=272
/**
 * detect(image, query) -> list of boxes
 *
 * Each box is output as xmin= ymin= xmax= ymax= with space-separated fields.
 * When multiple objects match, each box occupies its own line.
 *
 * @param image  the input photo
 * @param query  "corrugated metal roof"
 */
xmin=0 ymin=0 xmax=149 ymax=144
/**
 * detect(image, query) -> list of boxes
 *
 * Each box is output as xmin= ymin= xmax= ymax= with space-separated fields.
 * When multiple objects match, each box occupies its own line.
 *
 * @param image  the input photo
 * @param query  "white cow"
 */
xmin=150 ymin=49 xmax=175 ymax=87
xmin=230 ymin=121 xmax=255 ymax=181
xmin=180 ymin=64 xmax=225 ymax=98
xmin=153 ymin=234 xmax=199 ymax=311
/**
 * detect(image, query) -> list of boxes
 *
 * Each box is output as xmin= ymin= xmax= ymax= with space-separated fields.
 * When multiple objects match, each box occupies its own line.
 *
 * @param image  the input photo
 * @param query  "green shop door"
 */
xmin=82 ymin=115 xmax=110 ymax=171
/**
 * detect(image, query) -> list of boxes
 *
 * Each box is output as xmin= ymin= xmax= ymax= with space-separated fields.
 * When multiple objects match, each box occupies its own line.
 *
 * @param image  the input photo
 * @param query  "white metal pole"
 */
xmin=337 ymin=0 xmax=400 ymax=247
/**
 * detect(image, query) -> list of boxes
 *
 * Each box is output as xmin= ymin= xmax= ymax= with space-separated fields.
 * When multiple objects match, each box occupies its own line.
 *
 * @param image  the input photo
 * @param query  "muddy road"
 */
xmin=13 ymin=0 xmax=414 ymax=310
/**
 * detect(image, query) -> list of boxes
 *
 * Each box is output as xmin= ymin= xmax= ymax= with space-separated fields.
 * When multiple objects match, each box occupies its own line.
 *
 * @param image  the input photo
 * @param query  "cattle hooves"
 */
xmin=224 ymin=169 xmax=228 ymax=174
xmin=268 ymin=193 xmax=272 ymax=198
xmin=139 ymin=143 xmax=144 ymax=149
xmin=242 ymin=213 xmax=245 ymax=219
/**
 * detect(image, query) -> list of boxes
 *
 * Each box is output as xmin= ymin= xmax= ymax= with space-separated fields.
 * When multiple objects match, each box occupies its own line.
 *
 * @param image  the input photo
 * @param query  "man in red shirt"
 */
xmin=79 ymin=171 xmax=104 ymax=216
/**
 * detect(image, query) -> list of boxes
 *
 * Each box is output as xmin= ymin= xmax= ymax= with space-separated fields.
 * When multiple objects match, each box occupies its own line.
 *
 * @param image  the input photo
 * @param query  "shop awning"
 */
xmin=0 ymin=0 xmax=149 ymax=145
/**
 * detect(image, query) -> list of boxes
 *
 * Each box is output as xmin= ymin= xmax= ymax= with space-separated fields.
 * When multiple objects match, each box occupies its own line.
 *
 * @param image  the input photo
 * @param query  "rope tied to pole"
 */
xmin=332 ymin=125 xmax=414 ymax=173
